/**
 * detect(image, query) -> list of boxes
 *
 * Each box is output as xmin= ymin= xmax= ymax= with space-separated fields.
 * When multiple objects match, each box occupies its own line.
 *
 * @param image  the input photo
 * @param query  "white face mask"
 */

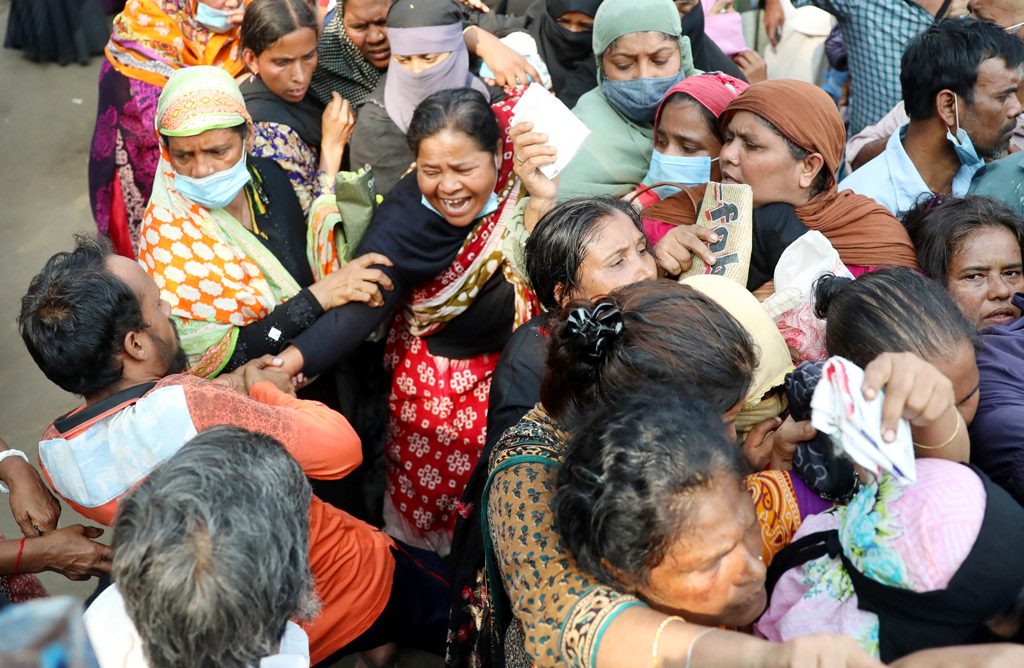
xmin=195 ymin=2 xmax=233 ymax=33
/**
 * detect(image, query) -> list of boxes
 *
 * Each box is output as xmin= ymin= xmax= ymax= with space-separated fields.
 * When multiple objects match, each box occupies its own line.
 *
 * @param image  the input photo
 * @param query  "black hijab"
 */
xmin=679 ymin=2 xmax=746 ymax=81
xmin=526 ymin=0 xmax=602 ymax=108
xmin=766 ymin=464 xmax=1024 ymax=662
xmin=240 ymin=76 xmax=325 ymax=149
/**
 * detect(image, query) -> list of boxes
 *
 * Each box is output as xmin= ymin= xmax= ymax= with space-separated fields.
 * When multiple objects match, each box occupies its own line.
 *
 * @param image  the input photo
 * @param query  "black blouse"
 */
xmin=291 ymin=171 xmax=515 ymax=376
xmin=222 ymin=155 xmax=324 ymax=372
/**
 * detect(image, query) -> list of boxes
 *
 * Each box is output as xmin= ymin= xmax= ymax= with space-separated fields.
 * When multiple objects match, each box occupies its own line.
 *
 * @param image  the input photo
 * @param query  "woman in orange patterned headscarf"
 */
xmin=89 ymin=0 xmax=250 ymax=259
xmin=139 ymin=66 xmax=392 ymax=379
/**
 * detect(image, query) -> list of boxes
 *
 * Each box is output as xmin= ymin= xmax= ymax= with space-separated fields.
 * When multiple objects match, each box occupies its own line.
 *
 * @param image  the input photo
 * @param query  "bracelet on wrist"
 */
xmin=913 ymin=412 xmax=961 ymax=450
xmin=652 ymin=615 xmax=686 ymax=668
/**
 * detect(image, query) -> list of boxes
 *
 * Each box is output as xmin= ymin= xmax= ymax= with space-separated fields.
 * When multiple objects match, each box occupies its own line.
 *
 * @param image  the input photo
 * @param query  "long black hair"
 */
xmin=903 ymin=194 xmax=1024 ymax=286
xmin=815 ymin=267 xmax=977 ymax=367
xmin=525 ymin=197 xmax=648 ymax=311
xmin=240 ymin=0 xmax=319 ymax=57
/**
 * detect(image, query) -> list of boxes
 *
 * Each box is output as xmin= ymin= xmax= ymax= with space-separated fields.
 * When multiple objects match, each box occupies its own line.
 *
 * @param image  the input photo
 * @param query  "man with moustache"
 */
xmin=18 ymin=236 xmax=452 ymax=664
xmin=838 ymin=18 xmax=1024 ymax=218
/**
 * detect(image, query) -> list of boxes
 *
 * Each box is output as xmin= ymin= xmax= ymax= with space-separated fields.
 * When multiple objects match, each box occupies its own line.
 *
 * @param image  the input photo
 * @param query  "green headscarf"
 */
xmin=591 ymin=0 xmax=692 ymax=81
xmin=558 ymin=0 xmax=697 ymax=199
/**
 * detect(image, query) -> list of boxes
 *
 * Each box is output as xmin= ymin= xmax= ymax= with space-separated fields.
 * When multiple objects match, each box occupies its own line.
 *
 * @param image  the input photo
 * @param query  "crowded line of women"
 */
xmin=9 ymin=0 xmax=1024 ymax=666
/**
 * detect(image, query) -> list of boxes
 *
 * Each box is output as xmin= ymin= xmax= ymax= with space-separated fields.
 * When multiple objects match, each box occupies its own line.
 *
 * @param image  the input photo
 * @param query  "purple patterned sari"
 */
xmin=88 ymin=60 xmax=161 ymax=257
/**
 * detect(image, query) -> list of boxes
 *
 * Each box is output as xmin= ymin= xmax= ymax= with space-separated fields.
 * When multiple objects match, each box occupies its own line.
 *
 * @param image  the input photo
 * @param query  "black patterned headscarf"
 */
xmin=310 ymin=1 xmax=390 ymax=107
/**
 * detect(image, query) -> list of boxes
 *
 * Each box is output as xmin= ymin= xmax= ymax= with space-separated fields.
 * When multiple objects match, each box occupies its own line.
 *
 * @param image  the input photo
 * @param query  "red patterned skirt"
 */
xmin=382 ymin=322 xmax=499 ymax=554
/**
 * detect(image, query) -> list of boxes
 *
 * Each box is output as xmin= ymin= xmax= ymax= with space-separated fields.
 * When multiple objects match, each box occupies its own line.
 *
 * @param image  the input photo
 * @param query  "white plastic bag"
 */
xmin=763 ymin=231 xmax=853 ymax=361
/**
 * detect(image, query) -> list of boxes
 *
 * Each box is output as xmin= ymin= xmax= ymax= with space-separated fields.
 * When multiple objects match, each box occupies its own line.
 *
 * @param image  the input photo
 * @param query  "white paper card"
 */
xmin=810 ymin=356 xmax=917 ymax=484
xmin=510 ymin=83 xmax=591 ymax=180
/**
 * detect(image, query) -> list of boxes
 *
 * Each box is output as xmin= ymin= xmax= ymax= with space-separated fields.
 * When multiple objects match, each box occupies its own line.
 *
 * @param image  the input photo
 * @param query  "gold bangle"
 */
xmin=652 ymin=615 xmax=686 ymax=668
xmin=913 ymin=413 xmax=961 ymax=450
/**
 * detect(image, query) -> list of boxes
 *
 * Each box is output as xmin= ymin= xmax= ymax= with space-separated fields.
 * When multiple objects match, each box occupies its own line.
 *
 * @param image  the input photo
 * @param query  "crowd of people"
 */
xmin=8 ymin=0 xmax=1024 ymax=667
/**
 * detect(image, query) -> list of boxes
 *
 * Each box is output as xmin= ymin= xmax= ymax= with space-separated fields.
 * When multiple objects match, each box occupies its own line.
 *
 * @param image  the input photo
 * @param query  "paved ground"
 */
xmin=0 ymin=0 xmax=107 ymax=601
xmin=0 ymin=7 xmax=442 ymax=666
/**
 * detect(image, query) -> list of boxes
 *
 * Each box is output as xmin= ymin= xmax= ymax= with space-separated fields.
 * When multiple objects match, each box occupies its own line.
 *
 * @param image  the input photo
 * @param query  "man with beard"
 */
xmin=838 ymin=18 xmax=1023 ymax=219
xmin=18 ymin=237 xmax=451 ymax=664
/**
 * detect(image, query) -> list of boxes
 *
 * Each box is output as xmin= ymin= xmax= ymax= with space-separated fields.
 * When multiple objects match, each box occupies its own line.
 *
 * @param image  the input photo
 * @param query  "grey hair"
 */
xmin=113 ymin=426 xmax=317 ymax=668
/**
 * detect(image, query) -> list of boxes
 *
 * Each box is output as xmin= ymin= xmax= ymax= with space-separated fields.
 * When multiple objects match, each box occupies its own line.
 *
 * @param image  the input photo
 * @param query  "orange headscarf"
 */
xmin=719 ymin=80 xmax=918 ymax=269
xmin=105 ymin=0 xmax=247 ymax=89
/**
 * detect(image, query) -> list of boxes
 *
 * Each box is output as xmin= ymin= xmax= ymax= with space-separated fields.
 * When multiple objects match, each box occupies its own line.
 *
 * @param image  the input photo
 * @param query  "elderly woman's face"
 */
xmin=416 ymin=130 xmax=498 ymax=227
xmin=655 ymin=98 xmax=724 ymax=181
xmin=639 ymin=474 xmax=767 ymax=628
xmin=720 ymin=111 xmax=820 ymax=208
xmin=946 ymin=226 xmax=1024 ymax=329
xmin=568 ymin=210 xmax=657 ymax=304
xmin=345 ymin=0 xmax=391 ymax=69
xmin=601 ymin=31 xmax=681 ymax=81
xmin=166 ymin=128 xmax=245 ymax=179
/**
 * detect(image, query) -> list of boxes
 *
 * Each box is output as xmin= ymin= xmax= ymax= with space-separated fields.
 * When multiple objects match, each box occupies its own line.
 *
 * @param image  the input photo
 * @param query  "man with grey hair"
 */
xmin=21 ymin=237 xmax=452 ymax=664
xmin=84 ymin=426 xmax=318 ymax=668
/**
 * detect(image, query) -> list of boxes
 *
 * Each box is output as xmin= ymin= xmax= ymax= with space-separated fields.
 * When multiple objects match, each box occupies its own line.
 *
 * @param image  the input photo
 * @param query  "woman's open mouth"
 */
xmin=982 ymin=307 xmax=1017 ymax=327
xmin=440 ymin=197 xmax=472 ymax=216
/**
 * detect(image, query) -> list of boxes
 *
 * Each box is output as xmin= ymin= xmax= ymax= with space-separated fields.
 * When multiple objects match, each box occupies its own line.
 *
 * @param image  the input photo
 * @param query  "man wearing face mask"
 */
xmin=838 ymin=18 xmax=1024 ymax=219
xmin=556 ymin=0 xmax=699 ymax=200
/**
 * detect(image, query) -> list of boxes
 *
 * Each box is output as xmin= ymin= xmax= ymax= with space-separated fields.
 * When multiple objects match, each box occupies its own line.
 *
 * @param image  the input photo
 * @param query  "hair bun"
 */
xmin=813 ymin=272 xmax=853 ymax=320
xmin=565 ymin=302 xmax=624 ymax=364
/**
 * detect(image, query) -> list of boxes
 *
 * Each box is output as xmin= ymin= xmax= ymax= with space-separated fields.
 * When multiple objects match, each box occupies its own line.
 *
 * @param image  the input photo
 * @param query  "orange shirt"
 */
xmin=39 ymin=374 xmax=394 ymax=659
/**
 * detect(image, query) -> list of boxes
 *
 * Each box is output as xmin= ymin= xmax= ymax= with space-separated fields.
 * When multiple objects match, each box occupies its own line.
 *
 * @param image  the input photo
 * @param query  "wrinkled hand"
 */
xmin=861 ymin=352 xmax=955 ymax=443
xmin=242 ymin=355 xmax=296 ymax=396
xmin=309 ymin=252 xmax=394 ymax=311
xmin=733 ymin=50 xmax=767 ymax=84
xmin=212 ymin=355 xmax=294 ymax=396
xmin=763 ymin=0 xmax=785 ymax=48
xmin=768 ymin=417 xmax=817 ymax=471
xmin=453 ymin=0 xmax=490 ymax=11
xmin=654 ymin=224 xmax=718 ymax=276
xmin=5 ymin=457 xmax=60 ymax=537
xmin=758 ymin=633 xmax=885 ymax=668
xmin=510 ymin=121 xmax=559 ymax=202
xmin=39 ymin=525 xmax=112 ymax=581
xmin=226 ymin=5 xmax=245 ymax=26
xmin=891 ymin=644 xmax=1024 ymax=668
xmin=321 ymin=92 xmax=355 ymax=152
xmin=480 ymin=39 xmax=540 ymax=88
xmin=742 ymin=416 xmax=783 ymax=470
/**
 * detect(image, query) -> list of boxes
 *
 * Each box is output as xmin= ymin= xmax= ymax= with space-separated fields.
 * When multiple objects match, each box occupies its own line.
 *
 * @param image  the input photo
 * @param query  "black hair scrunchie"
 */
xmin=565 ymin=302 xmax=624 ymax=364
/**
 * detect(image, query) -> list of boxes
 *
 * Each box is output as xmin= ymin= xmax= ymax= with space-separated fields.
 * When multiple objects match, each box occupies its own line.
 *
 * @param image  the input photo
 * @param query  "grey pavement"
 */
xmin=0 ymin=6 xmax=444 ymax=667
xmin=0 ymin=0 xmax=107 ymax=601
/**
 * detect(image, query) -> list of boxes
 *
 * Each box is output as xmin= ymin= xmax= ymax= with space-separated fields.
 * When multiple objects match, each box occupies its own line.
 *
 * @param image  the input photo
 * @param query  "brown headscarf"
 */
xmin=644 ymin=80 xmax=918 ymax=269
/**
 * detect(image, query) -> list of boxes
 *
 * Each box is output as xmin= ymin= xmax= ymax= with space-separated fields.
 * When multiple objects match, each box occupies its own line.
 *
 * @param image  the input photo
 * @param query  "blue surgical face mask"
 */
xmin=643 ymin=151 xmax=718 ymax=197
xmin=602 ymin=71 xmax=687 ymax=124
xmin=174 ymin=152 xmax=251 ymax=211
xmin=421 ymin=191 xmax=500 ymax=221
xmin=946 ymin=95 xmax=984 ymax=172
xmin=195 ymin=2 xmax=233 ymax=33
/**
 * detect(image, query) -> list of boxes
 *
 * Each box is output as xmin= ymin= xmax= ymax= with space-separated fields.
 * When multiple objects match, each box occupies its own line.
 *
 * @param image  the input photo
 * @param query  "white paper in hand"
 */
xmin=809 ymin=356 xmax=917 ymax=485
xmin=510 ymin=83 xmax=591 ymax=180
